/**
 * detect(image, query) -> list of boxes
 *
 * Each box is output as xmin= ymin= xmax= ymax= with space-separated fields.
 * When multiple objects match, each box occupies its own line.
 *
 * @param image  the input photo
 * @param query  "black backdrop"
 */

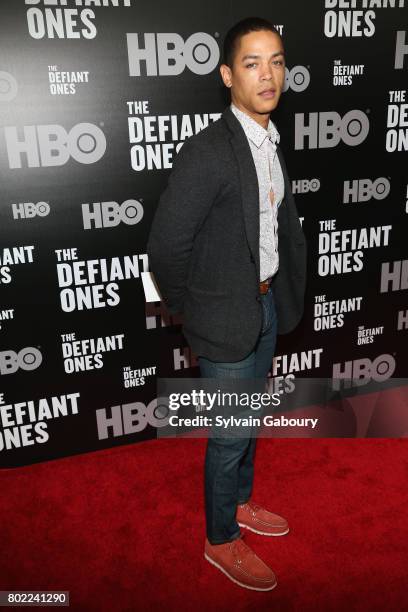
xmin=0 ymin=0 xmax=407 ymax=467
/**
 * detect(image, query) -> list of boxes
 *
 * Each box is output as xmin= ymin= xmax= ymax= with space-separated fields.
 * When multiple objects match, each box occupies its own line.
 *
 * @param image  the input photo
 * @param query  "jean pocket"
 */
xmin=261 ymin=299 xmax=270 ymax=334
xmin=261 ymin=290 xmax=277 ymax=334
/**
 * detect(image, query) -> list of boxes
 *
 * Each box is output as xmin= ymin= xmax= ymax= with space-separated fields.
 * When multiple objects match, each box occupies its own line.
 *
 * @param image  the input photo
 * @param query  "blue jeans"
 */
xmin=198 ymin=285 xmax=278 ymax=544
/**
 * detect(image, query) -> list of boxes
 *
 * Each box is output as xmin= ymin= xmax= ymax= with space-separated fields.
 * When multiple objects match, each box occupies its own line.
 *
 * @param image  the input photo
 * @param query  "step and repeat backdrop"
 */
xmin=0 ymin=1 xmax=407 ymax=467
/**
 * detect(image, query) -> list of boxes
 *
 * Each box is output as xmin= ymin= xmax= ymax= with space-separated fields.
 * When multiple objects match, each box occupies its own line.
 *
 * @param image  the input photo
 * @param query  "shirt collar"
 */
xmin=230 ymin=102 xmax=280 ymax=149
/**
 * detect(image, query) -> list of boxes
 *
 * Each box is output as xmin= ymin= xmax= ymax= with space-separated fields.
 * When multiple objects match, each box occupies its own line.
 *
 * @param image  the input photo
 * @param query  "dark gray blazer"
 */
xmin=147 ymin=105 xmax=307 ymax=362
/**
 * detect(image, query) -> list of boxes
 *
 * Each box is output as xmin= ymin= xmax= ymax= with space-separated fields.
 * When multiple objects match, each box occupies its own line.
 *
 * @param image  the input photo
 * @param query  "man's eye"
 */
xmin=273 ymin=60 xmax=284 ymax=66
xmin=246 ymin=63 xmax=256 ymax=68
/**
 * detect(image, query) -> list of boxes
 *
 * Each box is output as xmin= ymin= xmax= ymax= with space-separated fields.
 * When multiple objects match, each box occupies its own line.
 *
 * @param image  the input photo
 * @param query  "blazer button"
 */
xmin=256 ymin=296 xmax=261 ymax=302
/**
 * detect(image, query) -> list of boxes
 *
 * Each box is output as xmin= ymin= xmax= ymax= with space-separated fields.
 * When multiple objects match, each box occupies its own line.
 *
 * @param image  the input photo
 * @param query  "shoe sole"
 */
xmin=238 ymin=522 xmax=290 ymax=536
xmin=204 ymin=552 xmax=277 ymax=592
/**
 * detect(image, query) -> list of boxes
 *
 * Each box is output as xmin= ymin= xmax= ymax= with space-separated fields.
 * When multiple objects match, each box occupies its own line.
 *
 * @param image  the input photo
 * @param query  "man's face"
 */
xmin=220 ymin=30 xmax=285 ymax=125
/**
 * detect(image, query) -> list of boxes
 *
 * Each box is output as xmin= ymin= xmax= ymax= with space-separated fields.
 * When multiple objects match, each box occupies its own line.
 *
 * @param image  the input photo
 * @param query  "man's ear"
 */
xmin=219 ymin=64 xmax=232 ymax=88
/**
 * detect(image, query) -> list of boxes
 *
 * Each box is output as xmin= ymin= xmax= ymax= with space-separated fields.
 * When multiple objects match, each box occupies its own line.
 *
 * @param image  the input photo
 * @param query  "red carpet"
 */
xmin=1 ymin=437 xmax=408 ymax=611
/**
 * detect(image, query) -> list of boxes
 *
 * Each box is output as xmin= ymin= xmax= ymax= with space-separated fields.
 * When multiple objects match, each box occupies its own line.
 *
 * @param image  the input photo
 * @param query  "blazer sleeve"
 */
xmin=146 ymin=137 xmax=220 ymax=315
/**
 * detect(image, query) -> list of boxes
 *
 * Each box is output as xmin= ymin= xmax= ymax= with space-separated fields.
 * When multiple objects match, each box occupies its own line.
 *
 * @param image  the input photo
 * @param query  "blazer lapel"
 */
xmin=222 ymin=106 xmax=260 ymax=280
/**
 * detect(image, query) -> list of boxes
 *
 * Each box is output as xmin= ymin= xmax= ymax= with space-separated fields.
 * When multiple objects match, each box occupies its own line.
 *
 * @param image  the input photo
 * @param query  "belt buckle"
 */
xmin=259 ymin=279 xmax=269 ymax=295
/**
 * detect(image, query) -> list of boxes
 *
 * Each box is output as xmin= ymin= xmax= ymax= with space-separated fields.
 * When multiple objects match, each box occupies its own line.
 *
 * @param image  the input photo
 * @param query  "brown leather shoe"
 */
xmin=236 ymin=501 xmax=289 ymax=536
xmin=204 ymin=535 xmax=277 ymax=591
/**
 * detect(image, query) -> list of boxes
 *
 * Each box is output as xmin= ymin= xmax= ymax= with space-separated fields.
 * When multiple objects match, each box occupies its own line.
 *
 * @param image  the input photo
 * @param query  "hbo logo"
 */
xmin=0 ymin=347 xmax=42 ymax=375
xmin=0 ymin=71 xmax=18 ymax=102
xmin=82 ymin=200 xmax=144 ymax=230
xmin=332 ymin=354 xmax=395 ymax=390
xmin=96 ymin=398 xmax=170 ymax=440
xmin=12 ymin=201 xmax=50 ymax=219
xmin=4 ymin=123 xmax=106 ymax=169
xmin=292 ymin=178 xmax=320 ymax=194
xmin=343 ymin=178 xmax=390 ymax=203
xmin=127 ymin=32 xmax=219 ymax=76
xmin=295 ymin=110 xmax=370 ymax=150
xmin=394 ymin=30 xmax=408 ymax=69
xmin=283 ymin=66 xmax=310 ymax=92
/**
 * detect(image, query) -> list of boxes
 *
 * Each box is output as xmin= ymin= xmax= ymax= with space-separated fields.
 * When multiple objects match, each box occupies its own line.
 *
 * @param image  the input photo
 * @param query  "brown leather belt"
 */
xmin=259 ymin=279 xmax=271 ymax=294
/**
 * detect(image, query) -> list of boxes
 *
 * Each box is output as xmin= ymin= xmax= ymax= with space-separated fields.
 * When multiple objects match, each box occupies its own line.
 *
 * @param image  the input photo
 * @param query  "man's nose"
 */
xmin=260 ymin=64 xmax=274 ymax=81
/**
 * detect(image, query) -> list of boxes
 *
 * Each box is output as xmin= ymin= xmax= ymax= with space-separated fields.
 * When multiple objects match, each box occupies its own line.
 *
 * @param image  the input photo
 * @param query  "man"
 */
xmin=147 ymin=17 xmax=306 ymax=591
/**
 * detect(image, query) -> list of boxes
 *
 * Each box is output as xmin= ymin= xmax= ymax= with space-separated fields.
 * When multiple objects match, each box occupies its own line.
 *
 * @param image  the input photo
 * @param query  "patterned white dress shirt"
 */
xmin=230 ymin=102 xmax=285 ymax=282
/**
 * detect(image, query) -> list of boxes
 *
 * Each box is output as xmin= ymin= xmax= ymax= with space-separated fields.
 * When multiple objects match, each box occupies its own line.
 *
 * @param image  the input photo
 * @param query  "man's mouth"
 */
xmin=258 ymin=89 xmax=276 ymax=98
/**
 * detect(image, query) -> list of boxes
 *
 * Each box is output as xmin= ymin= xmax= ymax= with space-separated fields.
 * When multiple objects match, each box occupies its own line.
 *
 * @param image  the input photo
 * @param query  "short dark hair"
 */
xmin=222 ymin=17 xmax=282 ymax=69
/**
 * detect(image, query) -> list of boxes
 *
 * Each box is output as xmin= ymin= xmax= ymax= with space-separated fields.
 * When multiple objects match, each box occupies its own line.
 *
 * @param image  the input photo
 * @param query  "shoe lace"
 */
xmin=230 ymin=536 xmax=255 ymax=562
xmin=242 ymin=501 xmax=261 ymax=515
